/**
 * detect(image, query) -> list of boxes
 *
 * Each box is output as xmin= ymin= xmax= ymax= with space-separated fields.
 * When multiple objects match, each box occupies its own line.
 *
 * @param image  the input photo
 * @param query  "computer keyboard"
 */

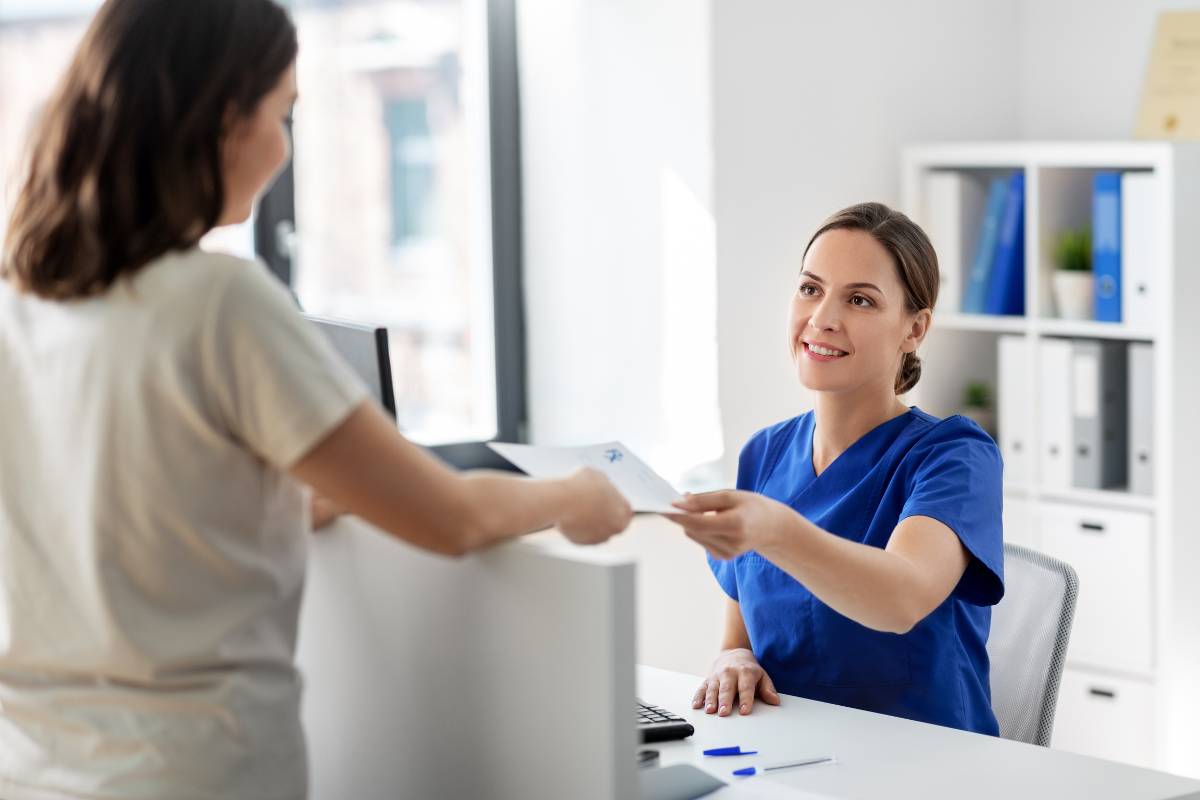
xmin=636 ymin=698 xmax=695 ymax=743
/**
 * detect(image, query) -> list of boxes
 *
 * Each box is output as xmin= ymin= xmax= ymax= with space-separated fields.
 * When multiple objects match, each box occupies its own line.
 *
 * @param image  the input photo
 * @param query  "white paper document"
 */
xmin=487 ymin=441 xmax=683 ymax=513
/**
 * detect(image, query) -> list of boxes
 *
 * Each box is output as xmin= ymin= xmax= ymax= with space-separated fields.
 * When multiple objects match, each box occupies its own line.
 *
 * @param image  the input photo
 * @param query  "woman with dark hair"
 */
xmin=666 ymin=203 xmax=1005 ymax=735
xmin=0 ymin=1 xmax=631 ymax=797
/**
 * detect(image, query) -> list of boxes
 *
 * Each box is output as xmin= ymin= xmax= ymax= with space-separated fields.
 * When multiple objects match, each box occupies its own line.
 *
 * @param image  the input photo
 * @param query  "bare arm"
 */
xmin=720 ymin=597 xmax=751 ymax=650
xmin=668 ymin=492 xmax=969 ymax=634
xmin=291 ymin=402 xmax=632 ymax=556
xmin=758 ymin=514 xmax=968 ymax=634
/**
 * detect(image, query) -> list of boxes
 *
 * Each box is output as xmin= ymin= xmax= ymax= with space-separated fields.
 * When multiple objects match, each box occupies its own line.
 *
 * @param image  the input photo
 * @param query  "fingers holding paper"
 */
xmin=663 ymin=490 xmax=795 ymax=560
xmin=556 ymin=467 xmax=635 ymax=545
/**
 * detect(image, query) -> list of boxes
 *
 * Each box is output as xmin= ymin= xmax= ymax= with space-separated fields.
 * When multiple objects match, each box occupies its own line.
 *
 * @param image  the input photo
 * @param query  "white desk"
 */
xmin=638 ymin=666 xmax=1200 ymax=800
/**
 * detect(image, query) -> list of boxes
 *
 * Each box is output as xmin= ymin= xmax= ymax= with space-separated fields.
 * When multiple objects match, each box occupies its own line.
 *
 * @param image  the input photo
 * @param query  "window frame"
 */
xmin=255 ymin=0 xmax=526 ymax=470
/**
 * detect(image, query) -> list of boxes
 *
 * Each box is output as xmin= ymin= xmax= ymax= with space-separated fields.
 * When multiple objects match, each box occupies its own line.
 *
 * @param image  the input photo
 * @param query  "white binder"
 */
xmin=1039 ymin=339 xmax=1074 ymax=489
xmin=1129 ymin=342 xmax=1155 ymax=496
xmin=922 ymin=171 xmax=985 ymax=314
xmin=1121 ymin=172 xmax=1159 ymax=333
xmin=1071 ymin=340 xmax=1129 ymax=490
xmin=998 ymin=335 xmax=1033 ymax=485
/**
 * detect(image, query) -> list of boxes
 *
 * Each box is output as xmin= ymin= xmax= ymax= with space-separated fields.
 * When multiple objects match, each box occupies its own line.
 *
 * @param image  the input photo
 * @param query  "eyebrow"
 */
xmin=799 ymin=270 xmax=884 ymax=294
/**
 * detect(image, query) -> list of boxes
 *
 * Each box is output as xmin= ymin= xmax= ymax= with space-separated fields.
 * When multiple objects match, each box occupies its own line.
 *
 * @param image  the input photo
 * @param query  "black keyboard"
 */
xmin=636 ymin=698 xmax=695 ymax=743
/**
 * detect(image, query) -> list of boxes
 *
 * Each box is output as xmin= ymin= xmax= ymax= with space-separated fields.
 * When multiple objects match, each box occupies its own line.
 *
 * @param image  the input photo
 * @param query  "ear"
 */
xmin=901 ymin=308 xmax=932 ymax=354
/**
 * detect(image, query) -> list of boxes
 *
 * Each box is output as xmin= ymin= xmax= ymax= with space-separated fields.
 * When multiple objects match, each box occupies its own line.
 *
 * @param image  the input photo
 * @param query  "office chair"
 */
xmin=987 ymin=542 xmax=1079 ymax=747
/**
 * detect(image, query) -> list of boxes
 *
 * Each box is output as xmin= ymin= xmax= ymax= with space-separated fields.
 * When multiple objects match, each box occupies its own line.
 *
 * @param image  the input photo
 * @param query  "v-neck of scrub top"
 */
xmin=764 ymin=407 xmax=920 ymax=515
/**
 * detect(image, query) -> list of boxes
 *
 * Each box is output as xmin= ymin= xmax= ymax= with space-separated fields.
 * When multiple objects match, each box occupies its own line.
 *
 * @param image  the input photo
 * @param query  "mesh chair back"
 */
xmin=987 ymin=542 xmax=1079 ymax=746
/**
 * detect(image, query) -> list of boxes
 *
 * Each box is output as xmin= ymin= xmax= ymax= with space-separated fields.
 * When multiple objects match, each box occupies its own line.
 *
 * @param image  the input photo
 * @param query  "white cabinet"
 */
xmin=1037 ymin=504 xmax=1154 ymax=675
xmin=1053 ymin=668 xmax=1156 ymax=769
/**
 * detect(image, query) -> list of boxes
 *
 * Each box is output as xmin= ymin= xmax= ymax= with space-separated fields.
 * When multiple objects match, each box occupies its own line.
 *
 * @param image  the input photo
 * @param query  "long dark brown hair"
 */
xmin=1 ymin=0 xmax=297 ymax=300
xmin=803 ymin=202 xmax=939 ymax=395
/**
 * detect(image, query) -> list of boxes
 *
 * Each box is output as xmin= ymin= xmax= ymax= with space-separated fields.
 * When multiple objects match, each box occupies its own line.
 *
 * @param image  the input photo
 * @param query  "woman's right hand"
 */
xmin=556 ymin=468 xmax=634 ymax=545
xmin=693 ymin=648 xmax=781 ymax=716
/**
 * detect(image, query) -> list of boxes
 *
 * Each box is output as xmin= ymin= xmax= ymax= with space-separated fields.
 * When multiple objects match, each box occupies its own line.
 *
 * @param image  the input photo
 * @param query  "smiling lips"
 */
xmin=802 ymin=341 xmax=849 ymax=361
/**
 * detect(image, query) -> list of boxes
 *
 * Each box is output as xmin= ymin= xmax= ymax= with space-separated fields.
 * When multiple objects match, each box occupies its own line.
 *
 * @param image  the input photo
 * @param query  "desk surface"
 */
xmin=638 ymin=666 xmax=1200 ymax=800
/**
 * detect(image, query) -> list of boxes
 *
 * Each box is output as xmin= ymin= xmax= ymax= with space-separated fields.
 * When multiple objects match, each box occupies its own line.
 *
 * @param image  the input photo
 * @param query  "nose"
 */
xmin=807 ymin=295 xmax=841 ymax=333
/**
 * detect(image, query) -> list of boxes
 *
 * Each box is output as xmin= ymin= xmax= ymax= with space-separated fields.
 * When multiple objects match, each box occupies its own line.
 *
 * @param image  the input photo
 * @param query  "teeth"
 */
xmin=808 ymin=343 xmax=846 ymax=357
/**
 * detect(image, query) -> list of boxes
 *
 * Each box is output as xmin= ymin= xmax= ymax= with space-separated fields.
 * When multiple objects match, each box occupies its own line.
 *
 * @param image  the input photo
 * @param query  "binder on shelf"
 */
xmin=1070 ymin=340 xmax=1129 ymax=490
xmin=1121 ymin=172 xmax=1159 ymax=332
xmin=1092 ymin=172 xmax=1123 ymax=323
xmin=962 ymin=178 xmax=1009 ymax=314
xmin=1039 ymin=338 xmax=1074 ymax=490
xmin=922 ymin=171 xmax=985 ymax=315
xmin=983 ymin=172 xmax=1026 ymax=316
xmin=1129 ymin=342 xmax=1155 ymax=496
xmin=998 ymin=335 xmax=1033 ymax=484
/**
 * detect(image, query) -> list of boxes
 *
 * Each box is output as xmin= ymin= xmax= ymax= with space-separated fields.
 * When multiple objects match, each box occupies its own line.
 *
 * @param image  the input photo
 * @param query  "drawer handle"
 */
xmin=1089 ymin=687 xmax=1117 ymax=700
xmin=1080 ymin=522 xmax=1106 ymax=533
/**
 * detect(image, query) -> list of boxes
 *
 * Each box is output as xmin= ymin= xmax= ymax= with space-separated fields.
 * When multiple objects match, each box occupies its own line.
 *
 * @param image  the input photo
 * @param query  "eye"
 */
xmin=849 ymin=294 xmax=874 ymax=308
xmin=798 ymin=283 xmax=819 ymax=297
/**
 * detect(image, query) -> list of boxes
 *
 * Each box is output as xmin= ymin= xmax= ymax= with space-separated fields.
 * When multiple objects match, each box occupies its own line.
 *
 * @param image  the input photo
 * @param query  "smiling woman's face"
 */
xmin=788 ymin=227 xmax=926 ymax=397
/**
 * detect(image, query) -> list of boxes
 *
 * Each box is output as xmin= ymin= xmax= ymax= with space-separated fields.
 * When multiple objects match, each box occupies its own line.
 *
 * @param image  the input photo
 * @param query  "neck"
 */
xmin=811 ymin=385 xmax=909 ymax=474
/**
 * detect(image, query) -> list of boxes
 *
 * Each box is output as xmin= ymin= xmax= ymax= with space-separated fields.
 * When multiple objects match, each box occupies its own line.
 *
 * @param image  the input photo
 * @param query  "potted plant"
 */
xmin=960 ymin=381 xmax=996 ymax=439
xmin=1052 ymin=226 xmax=1093 ymax=320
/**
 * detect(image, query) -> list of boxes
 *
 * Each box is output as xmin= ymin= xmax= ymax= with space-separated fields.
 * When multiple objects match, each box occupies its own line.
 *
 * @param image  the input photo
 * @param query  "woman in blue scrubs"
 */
xmin=666 ymin=202 xmax=1004 ymax=735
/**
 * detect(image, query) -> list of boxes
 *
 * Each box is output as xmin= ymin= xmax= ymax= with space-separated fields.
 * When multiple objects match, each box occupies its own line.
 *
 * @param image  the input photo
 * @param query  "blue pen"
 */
xmin=733 ymin=756 xmax=835 ymax=777
xmin=702 ymin=746 xmax=757 ymax=757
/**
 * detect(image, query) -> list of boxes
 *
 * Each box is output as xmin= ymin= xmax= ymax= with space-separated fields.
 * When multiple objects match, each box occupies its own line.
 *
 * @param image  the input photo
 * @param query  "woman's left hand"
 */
xmin=663 ymin=490 xmax=794 ymax=559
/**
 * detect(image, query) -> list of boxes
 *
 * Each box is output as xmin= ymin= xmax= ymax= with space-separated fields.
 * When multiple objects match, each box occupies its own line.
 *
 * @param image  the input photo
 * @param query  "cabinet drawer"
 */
xmin=1052 ymin=668 xmax=1155 ymax=768
xmin=1036 ymin=504 xmax=1153 ymax=674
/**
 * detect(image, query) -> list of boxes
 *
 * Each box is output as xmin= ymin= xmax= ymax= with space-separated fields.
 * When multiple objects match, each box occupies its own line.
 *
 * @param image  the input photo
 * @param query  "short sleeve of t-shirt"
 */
xmin=899 ymin=419 xmax=1005 ymax=606
xmin=202 ymin=261 xmax=370 ymax=469
xmin=706 ymin=426 xmax=777 ymax=602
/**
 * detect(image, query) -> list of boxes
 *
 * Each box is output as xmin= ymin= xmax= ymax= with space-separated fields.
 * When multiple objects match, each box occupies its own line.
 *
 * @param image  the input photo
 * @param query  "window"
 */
xmin=0 ymin=0 xmax=525 ymax=469
xmin=263 ymin=0 xmax=524 ymax=467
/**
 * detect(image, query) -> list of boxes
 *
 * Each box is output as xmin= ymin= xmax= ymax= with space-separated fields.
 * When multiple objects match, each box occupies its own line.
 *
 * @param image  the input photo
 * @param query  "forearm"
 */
xmin=456 ymin=471 xmax=573 ymax=550
xmin=757 ymin=516 xmax=931 ymax=634
xmin=719 ymin=598 xmax=752 ymax=651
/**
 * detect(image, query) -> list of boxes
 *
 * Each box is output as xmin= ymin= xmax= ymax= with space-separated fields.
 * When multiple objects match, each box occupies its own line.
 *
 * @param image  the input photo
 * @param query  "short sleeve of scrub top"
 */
xmin=899 ymin=423 xmax=1005 ymax=606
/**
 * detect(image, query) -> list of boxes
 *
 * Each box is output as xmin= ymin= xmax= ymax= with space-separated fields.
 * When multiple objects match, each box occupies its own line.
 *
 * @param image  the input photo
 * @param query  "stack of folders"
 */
xmin=998 ymin=336 xmax=1153 ymax=495
xmin=1092 ymin=171 xmax=1160 ymax=327
xmin=921 ymin=171 xmax=1024 ymax=316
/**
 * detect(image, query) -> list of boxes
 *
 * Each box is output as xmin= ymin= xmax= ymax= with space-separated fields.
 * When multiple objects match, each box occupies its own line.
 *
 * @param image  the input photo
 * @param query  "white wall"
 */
xmin=517 ymin=0 xmax=722 ymax=488
xmin=1017 ymin=0 xmax=1197 ymax=139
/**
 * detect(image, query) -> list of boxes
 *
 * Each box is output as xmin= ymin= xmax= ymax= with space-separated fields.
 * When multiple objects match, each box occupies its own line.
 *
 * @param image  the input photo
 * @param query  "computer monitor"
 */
xmin=305 ymin=314 xmax=396 ymax=418
xmin=296 ymin=527 xmax=638 ymax=799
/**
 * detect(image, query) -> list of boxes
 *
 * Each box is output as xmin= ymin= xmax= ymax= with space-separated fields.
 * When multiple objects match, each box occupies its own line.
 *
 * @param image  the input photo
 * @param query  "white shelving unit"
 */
xmin=902 ymin=142 xmax=1200 ymax=778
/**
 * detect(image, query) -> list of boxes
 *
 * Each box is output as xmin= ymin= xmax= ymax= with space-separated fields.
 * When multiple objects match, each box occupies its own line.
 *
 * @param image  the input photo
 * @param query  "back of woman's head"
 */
xmin=803 ymin=202 xmax=939 ymax=395
xmin=1 ymin=0 xmax=297 ymax=300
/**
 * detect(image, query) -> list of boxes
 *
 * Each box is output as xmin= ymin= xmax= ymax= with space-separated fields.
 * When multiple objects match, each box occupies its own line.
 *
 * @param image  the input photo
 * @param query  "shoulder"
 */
xmin=125 ymin=247 xmax=268 ymax=306
xmin=903 ymin=409 xmax=1002 ymax=474
xmin=741 ymin=413 xmax=808 ymax=459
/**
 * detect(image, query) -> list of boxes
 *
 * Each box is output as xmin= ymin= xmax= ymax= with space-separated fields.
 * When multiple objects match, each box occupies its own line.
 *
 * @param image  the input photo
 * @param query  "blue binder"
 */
xmin=983 ymin=172 xmax=1025 ymax=315
xmin=962 ymin=178 xmax=1009 ymax=314
xmin=1092 ymin=171 xmax=1122 ymax=323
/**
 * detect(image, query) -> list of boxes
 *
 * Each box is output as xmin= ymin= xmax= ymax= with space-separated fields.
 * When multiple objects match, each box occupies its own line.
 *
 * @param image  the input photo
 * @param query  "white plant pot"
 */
xmin=1053 ymin=271 xmax=1094 ymax=320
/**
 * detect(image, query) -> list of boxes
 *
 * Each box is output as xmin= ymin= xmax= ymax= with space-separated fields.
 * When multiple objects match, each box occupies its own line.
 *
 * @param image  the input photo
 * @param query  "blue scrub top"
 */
xmin=708 ymin=407 xmax=1004 ymax=735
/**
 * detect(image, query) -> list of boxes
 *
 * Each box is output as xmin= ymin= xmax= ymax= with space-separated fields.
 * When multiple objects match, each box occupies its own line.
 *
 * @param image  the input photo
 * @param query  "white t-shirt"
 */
xmin=0 ymin=248 xmax=369 ymax=800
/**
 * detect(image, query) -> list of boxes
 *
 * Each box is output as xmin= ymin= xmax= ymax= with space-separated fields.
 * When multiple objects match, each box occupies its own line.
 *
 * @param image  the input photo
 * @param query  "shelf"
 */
xmin=1037 ymin=318 xmax=1155 ymax=342
xmin=936 ymin=314 xmax=1156 ymax=341
xmin=936 ymin=313 xmax=1028 ymax=334
xmin=1034 ymin=486 xmax=1157 ymax=513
